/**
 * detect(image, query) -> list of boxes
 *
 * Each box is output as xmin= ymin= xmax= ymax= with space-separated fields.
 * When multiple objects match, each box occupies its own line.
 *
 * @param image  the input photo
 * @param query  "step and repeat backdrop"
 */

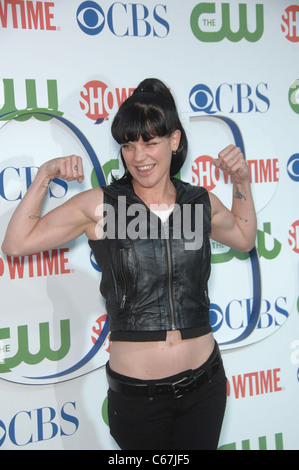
xmin=0 ymin=0 xmax=298 ymax=450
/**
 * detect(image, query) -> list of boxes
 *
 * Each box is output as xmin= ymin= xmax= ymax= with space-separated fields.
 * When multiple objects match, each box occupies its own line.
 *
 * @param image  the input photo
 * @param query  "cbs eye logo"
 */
xmin=76 ymin=1 xmax=105 ymax=35
xmin=287 ymin=154 xmax=299 ymax=182
xmin=189 ymin=85 xmax=215 ymax=114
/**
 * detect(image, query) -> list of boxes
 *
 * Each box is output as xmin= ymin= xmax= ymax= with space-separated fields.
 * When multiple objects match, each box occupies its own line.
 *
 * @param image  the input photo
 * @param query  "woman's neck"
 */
xmin=132 ymin=178 xmax=177 ymax=208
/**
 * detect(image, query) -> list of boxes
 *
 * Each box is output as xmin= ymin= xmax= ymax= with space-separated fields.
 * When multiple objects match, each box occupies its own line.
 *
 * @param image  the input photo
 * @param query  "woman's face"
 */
xmin=121 ymin=130 xmax=181 ymax=192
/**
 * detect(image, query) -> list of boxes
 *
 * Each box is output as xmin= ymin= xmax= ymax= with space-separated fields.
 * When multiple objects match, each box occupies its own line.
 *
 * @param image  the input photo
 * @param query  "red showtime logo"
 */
xmin=288 ymin=220 xmax=299 ymax=253
xmin=0 ymin=0 xmax=57 ymax=30
xmin=192 ymin=155 xmax=279 ymax=191
xmin=0 ymin=257 xmax=4 ymax=276
xmin=79 ymin=80 xmax=135 ymax=123
xmin=227 ymin=368 xmax=283 ymax=399
xmin=0 ymin=249 xmax=71 ymax=279
xmin=92 ymin=314 xmax=110 ymax=353
xmin=281 ymin=5 xmax=299 ymax=42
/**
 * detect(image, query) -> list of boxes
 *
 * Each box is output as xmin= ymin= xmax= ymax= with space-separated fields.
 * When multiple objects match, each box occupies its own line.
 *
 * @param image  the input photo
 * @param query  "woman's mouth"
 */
xmin=136 ymin=164 xmax=155 ymax=175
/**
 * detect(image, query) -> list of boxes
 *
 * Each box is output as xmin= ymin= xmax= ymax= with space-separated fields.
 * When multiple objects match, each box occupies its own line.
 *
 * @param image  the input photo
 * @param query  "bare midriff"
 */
xmin=109 ymin=331 xmax=215 ymax=380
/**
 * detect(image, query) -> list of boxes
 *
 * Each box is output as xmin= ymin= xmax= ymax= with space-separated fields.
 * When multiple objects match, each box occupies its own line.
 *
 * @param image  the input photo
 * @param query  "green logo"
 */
xmin=218 ymin=432 xmax=283 ymax=450
xmin=0 ymin=320 xmax=71 ymax=373
xmin=101 ymin=396 xmax=109 ymax=427
xmin=0 ymin=78 xmax=63 ymax=121
xmin=212 ymin=222 xmax=281 ymax=264
xmin=91 ymin=158 xmax=120 ymax=187
xmin=190 ymin=3 xmax=264 ymax=42
xmin=289 ymin=79 xmax=299 ymax=114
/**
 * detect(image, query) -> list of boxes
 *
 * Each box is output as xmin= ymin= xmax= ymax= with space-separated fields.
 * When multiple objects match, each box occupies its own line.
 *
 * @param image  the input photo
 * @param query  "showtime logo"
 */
xmin=192 ymin=155 xmax=279 ymax=191
xmin=79 ymin=80 xmax=135 ymax=123
xmin=0 ymin=249 xmax=71 ymax=279
xmin=227 ymin=368 xmax=283 ymax=399
xmin=288 ymin=220 xmax=299 ymax=254
xmin=91 ymin=314 xmax=110 ymax=353
xmin=0 ymin=0 xmax=57 ymax=30
xmin=281 ymin=5 xmax=299 ymax=42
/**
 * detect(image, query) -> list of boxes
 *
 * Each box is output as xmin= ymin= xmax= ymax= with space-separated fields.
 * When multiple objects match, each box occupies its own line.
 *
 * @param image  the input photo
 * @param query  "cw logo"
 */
xmin=218 ymin=432 xmax=284 ymax=450
xmin=0 ymin=320 xmax=70 ymax=373
xmin=211 ymin=222 xmax=281 ymax=264
xmin=190 ymin=2 xmax=264 ymax=42
xmin=0 ymin=78 xmax=62 ymax=121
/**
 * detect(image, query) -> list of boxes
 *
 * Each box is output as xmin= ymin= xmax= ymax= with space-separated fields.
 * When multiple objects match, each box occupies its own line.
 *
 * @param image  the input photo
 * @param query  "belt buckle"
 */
xmin=171 ymin=376 xmax=196 ymax=399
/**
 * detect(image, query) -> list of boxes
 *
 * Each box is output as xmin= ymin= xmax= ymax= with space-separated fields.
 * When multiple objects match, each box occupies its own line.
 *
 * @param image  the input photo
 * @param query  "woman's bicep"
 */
xmin=209 ymin=193 xmax=233 ymax=238
xmin=209 ymin=192 xmax=248 ymax=251
xmin=15 ymin=190 xmax=101 ymax=255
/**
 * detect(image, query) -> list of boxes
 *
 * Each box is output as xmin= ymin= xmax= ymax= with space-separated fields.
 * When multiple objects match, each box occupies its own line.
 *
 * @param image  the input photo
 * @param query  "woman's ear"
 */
xmin=172 ymin=129 xmax=181 ymax=152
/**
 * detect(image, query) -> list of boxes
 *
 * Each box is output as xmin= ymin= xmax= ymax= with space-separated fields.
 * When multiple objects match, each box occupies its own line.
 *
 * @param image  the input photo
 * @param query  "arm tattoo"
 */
xmin=234 ymin=185 xmax=247 ymax=200
xmin=233 ymin=213 xmax=248 ymax=224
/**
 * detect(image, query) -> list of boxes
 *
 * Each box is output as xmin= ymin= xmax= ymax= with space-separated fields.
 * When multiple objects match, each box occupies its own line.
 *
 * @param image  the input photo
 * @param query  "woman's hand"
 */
xmin=209 ymin=144 xmax=256 ymax=252
xmin=1 ymin=155 xmax=88 ymax=256
xmin=39 ymin=155 xmax=84 ymax=183
xmin=212 ymin=144 xmax=250 ymax=182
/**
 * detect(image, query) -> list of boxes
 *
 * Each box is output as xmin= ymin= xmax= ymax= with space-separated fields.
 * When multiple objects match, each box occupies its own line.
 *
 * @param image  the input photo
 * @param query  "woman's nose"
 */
xmin=133 ymin=145 xmax=147 ymax=162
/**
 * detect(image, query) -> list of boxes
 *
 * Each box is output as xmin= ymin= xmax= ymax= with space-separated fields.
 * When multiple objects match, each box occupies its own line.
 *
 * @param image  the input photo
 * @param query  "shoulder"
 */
xmin=208 ymin=191 xmax=217 ymax=207
xmin=172 ymin=178 xmax=208 ymax=202
xmin=208 ymin=191 xmax=227 ymax=218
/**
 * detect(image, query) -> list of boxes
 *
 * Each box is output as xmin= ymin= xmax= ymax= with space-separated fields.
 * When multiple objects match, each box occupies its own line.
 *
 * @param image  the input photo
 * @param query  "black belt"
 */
xmin=106 ymin=349 xmax=221 ymax=400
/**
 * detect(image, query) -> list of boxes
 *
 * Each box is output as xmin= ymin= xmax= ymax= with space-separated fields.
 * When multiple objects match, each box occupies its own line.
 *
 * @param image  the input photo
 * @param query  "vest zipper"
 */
xmin=119 ymin=248 xmax=127 ymax=309
xmin=163 ymin=220 xmax=176 ymax=330
xmin=103 ymin=185 xmax=208 ymax=317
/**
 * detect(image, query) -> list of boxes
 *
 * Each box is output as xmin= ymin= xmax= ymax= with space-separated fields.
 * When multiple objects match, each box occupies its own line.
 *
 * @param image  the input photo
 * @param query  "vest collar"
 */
xmin=102 ymin=178 xmax=207 ymax=207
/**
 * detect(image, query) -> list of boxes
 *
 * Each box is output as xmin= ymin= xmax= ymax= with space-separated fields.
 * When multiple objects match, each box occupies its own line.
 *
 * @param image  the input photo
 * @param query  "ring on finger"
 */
xmin=74 ymin=165 xmax=78 ymax=171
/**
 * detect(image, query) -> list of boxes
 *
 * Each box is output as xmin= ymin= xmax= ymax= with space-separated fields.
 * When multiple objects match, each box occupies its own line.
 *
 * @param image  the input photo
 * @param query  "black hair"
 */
xmin=111 ymin=78 xmax=188 ymax=184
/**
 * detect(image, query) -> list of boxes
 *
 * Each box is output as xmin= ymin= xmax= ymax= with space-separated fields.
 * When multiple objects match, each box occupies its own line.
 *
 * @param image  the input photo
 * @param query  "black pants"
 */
xmin=106 ymin=343 xmax=227 ymax=450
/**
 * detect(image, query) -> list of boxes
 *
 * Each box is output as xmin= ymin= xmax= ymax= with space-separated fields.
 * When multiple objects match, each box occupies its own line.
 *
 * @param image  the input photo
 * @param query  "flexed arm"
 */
xmin=209 ymin=145 xmax=257 ymax=252
xmin=1 ymin=155 xmax=101 ymax=256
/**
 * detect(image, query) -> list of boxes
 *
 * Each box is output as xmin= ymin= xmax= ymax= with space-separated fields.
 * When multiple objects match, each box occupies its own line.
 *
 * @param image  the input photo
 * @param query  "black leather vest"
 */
xmin=89 ymin=178 xmax=211 ymax=339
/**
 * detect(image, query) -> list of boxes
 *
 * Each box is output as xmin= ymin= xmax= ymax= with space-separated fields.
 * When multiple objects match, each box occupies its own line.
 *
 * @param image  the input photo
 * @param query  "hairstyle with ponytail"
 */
xmin=111 ymin=78 xmax=188 ymax=184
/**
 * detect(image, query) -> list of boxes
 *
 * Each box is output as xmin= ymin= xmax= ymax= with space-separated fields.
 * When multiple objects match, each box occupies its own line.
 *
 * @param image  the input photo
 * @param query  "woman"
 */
xmin=2 ymin=78 xmax=256 ymax=450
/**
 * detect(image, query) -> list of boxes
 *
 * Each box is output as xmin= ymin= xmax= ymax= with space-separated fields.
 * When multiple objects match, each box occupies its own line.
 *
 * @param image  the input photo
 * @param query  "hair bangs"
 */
xmin=112 ymin=103 xmax=169 ymax=144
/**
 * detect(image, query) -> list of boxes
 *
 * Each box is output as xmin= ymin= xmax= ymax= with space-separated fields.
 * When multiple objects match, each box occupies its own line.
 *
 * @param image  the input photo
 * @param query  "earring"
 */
xmin=172 ymin=150 xmax=177 ymax=156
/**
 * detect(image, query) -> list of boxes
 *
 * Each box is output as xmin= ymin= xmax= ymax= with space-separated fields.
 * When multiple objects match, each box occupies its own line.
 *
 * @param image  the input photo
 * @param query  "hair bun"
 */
xmin=134 ymin=78 xmax=176 ymax=106
xmin=134 ymin=78 xmax=165 ymax=95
